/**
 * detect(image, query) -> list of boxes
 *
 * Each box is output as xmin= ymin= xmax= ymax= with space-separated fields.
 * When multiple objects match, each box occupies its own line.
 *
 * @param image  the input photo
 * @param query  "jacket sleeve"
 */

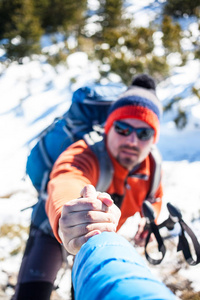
xmin=45 ymin=140 xmax=99 ymax=243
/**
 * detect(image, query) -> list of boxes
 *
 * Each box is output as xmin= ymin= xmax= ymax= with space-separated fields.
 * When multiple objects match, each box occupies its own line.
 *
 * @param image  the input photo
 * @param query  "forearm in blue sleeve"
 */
xmin=72 ymin=232 xmax=178 ymax=300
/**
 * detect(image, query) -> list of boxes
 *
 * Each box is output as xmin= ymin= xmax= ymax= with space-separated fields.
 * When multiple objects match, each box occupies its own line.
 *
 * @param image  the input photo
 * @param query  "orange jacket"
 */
xmin=46 ymin=139 xmax=163 ymax=243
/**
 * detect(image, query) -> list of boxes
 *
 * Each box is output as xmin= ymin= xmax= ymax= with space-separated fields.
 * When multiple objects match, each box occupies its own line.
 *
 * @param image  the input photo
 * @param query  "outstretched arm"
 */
xmin=72 ymin=231 xmax=177 ymax=300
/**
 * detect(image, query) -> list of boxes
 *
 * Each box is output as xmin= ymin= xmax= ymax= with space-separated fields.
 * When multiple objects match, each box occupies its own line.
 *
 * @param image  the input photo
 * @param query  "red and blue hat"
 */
xmin=105 ymin=79 xmax=162 ymax=142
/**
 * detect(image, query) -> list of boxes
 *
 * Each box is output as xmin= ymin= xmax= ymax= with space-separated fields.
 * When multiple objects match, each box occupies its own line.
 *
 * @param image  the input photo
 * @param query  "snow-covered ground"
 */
xmin=0 ymin=1 xmax=200 ymax=299
xmin=0 ymin=51 xmax=200 ymax=300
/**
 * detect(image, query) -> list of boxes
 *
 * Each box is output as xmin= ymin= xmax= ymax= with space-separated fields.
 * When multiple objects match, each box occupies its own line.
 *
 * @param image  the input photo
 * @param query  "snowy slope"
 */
xmin=0 ymin=1 xmax=200 ymax=299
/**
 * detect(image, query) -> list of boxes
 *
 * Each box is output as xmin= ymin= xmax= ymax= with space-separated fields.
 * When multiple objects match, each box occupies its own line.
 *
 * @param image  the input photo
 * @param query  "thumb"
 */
xmin=80 ymin=184 xmax=97 ymax=198
xmin=97 ymin=192 xmax=113 ymax=207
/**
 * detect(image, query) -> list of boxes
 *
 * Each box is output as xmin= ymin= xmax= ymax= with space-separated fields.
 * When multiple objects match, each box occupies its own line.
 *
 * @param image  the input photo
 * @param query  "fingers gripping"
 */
xmin=59 ymin=185 xmax=120 ymax=255
xmin=80 ymin=185 xmax=97 ymax=198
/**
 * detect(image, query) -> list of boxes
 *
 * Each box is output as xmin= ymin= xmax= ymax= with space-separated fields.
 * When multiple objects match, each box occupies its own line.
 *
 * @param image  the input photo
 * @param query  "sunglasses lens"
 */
xmin=137 ymin=128 xmax=154 ymax=141
xmin=114 ymin=122 xmax=132 ymax=136
xmin=114 ymin=121 xmax=154 ymax=140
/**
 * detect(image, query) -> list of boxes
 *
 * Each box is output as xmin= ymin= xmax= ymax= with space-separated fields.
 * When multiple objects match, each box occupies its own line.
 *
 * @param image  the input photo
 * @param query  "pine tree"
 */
xmin=94 ymin=0 xmax=127 ymax=46
xmin=0 ymin=0 xmax=43 ymax=60
xmin=124 ymin=26 xmax=155 ymax=57
xmin=164 ymin=0 xmax=200 ymax=17
xmin=34 ymin=0 xmax=87 ymax=34
xmin=162 ymin=15 xmax=182 ymax=54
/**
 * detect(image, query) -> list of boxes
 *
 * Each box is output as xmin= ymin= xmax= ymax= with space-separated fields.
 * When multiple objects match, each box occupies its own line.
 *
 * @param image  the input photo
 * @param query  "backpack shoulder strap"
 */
xmin=83 ymin=132 xmax=114 ymax=192
xmin=147 ymin=145 xmax=162 ymax=201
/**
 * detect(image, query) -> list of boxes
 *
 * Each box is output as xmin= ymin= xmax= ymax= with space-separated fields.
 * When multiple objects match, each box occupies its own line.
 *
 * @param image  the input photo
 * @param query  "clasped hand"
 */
xmin=58 ymin=185 xmax=121 ymax=255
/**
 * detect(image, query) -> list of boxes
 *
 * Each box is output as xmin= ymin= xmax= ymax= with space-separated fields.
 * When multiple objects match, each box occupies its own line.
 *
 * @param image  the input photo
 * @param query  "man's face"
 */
xmin=107 ymin=118 xmax=155 ymax=171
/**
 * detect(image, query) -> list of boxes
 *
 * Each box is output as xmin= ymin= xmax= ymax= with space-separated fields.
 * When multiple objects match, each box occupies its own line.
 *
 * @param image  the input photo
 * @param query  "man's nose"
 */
xmin=126 ymin=131 xmax=139 ymax=144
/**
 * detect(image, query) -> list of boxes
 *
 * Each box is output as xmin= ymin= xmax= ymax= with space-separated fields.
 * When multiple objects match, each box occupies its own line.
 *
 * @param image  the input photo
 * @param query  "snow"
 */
xmin=0 ymin=1 xmax=200 ymax=299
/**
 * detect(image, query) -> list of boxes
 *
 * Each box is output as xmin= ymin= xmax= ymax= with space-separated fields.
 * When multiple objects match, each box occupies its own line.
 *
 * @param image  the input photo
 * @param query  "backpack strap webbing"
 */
xmin=145 ymin=222 xmax=166 ymax=265
xmin=146 ymin=145 xmax=162 ymax=201
xmin=178 ymin=219 xmax=200 ymax=265
xmin=83 ymin=132 xmax=114 ymax=192
xmin=38 ymin=138 xmax=54 ymax=169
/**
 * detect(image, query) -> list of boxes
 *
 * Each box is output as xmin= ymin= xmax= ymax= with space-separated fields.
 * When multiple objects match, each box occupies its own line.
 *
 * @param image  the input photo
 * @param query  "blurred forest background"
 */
xmin=0 ymin=0 xmax=200 ymax=127
xmin=0 ymin=0 xmax=199 ymax=81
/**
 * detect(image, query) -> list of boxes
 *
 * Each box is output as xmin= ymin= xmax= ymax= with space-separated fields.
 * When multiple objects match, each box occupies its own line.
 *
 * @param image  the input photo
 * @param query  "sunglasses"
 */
xmin=114 ymin=120 xmax=155 ymax=141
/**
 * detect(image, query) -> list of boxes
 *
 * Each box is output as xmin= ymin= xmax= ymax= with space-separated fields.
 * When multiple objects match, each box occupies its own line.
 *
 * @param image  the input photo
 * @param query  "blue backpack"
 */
xmin=26 ymin=83 xmax=127 ymax=195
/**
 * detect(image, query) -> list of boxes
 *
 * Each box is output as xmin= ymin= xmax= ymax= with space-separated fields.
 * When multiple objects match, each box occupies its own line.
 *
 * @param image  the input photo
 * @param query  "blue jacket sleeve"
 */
xmin=72 ymin=232 xmax=178 ymax=300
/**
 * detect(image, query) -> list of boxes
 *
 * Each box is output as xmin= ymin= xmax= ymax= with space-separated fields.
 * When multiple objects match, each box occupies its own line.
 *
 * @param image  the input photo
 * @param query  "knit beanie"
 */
xmin=104 ymin=74 xmax=162 ymax=142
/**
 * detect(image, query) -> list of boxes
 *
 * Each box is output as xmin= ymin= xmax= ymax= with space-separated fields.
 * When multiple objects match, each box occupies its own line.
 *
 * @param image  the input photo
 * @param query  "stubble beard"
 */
xmin=116 ymin=145 xmax=140 ymax=170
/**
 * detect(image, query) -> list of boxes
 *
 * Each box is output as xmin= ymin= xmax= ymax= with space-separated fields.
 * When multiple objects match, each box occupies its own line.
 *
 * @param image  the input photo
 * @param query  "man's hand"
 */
xmin=133 ymin=217 xmax=149 ymax=247
xmin=58 ymin=185 xmax=121 ymax=255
